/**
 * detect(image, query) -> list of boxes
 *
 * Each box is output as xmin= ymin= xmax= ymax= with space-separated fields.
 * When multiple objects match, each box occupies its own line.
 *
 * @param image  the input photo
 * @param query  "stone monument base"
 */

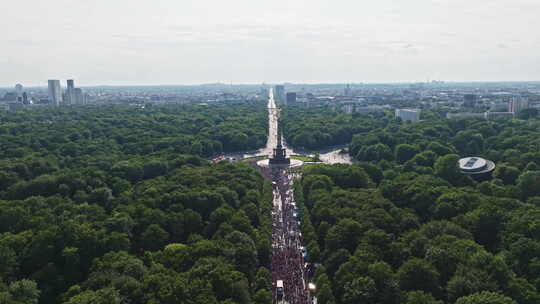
xmin=257 ymin=158 xmax=303 ymax=168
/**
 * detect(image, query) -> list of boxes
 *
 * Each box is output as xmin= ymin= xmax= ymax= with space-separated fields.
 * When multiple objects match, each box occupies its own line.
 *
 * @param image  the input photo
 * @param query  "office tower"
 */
xmin=508 ymin=97 xmax=529 ymax=115
xmin=274 ymin=85 xmax=285 ymax=104
xmin=463 ymin=94 xmax=477 ymax=107
xmin=48 ymin=80 xmax=63 ymax=106
xmin=395 ymin=109 xmax=421 ymax=122
xmin=15 ymin=84 xmax=23 ymax=99
xmin=286 ymin=92 xmax=297 ymax=105
xmin=22 ymin=92 xmax=29 ymax=105
xmin=73 ymin=88 xmax=85 ymax=105
xmin=65 ymin=79 xmax=75 ymax=105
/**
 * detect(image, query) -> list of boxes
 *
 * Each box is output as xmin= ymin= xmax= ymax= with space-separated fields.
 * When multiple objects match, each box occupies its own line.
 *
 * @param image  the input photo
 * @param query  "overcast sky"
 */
xmin=2 ymin=0 xmax=540 ymax=86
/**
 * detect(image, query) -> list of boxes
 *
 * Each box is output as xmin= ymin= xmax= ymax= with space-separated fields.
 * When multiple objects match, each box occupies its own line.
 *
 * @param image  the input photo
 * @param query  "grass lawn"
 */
xmin=290 ymin=155 xmax=320 ymax=162
xmin=301 ymin=163 xmax=324 ymax=171
xmin=241 ymin=155 xmax=267 ymax=162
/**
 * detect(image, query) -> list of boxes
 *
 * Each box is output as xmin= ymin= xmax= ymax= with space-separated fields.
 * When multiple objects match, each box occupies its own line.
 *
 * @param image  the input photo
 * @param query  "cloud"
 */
xmin=1 ymin=0 xmax=540 ymax=85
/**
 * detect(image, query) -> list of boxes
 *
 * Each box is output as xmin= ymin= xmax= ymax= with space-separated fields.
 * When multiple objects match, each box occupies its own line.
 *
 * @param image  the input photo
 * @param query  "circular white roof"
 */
xmin=459 ymin=157 xmax=487 ymax=171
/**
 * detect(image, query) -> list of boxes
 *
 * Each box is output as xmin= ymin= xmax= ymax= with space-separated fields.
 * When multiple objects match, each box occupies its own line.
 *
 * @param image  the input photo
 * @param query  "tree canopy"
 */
xmin=294 ymin=113 xmax=540 ymax=304
xmin=0 ymin=101 xmax=273 ymax=304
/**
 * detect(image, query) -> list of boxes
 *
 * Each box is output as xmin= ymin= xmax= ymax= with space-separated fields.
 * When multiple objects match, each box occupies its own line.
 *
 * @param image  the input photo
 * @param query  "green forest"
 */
xmin=0 ymin=101 xmax=267 ymax=160
xmin=0 ymin=102 xmax=273 ymax=304
xmin=2 ymin=99 xmax=540 ymax=303
xmin=293 ymin=114 xmax=540 ymax=303
xmin=281 ymin=104 xmax=538 ymax=155
xmin=281 ymin=106 xmax=388 ymax=150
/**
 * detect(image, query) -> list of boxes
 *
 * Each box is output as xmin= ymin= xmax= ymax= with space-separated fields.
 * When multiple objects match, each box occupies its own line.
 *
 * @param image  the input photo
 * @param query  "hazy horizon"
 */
xmin=3 ymin=0 xmax=540 ymax=87
xmin=4 ymin=80 xmax=540 ymax=90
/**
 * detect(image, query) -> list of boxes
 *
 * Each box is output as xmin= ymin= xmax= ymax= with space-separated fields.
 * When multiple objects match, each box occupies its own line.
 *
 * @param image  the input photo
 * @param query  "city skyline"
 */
xmin=3 ymin=0 xmax=540 ymax=86
xmin=4 ymin=79 xmax=540 ymax=90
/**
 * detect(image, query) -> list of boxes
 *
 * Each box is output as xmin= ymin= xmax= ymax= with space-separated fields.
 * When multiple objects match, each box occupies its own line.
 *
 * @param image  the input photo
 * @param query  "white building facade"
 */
xmin=395 ymin=109 xmax=421 ymax=122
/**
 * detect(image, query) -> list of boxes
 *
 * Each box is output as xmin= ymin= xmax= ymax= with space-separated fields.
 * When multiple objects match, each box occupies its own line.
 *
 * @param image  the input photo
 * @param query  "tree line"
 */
xmin=0 ymin=101 xmax=268 ymax=161
xmin=281 ymin=105 xmax=388 ymax=150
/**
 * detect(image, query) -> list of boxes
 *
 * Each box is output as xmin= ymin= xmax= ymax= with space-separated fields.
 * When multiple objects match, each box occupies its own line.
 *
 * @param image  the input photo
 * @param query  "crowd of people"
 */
xmin=269 ymin=168 xmax=312 ymax=304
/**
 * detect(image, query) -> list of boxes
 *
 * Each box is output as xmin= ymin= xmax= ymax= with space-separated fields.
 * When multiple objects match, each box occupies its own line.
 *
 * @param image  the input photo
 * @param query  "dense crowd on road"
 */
xmin=268 ymin=168 xmax=311 ymax=304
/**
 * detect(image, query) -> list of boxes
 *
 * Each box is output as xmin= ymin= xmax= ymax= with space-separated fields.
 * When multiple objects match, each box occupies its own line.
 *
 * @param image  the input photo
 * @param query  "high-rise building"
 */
xmin=508 ymin=97 xmax=529 ymax=115
xmin=65 ymin=79 xmax=75 ymax=105
xmin=274 ymin=85 xmax=285 ymax=104
xmin=48 ymin=80 xmax=63 ymax=106
xmin=286 ymin=92 xmax=297 ymax=105
xmin=15 ymin=84 xmax=23 ymax=99
xmin=395 ymin=109 xmax=421 ymax=122
xmin=73 ymin=88 xmax=86 ymax=105
xmin=22 ymin=92 xmax=29 ymax=105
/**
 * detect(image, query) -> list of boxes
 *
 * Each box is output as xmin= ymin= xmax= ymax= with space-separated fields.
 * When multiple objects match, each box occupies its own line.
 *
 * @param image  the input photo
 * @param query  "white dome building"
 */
xmin=458 ymin=157 xmax=496 ymax=174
